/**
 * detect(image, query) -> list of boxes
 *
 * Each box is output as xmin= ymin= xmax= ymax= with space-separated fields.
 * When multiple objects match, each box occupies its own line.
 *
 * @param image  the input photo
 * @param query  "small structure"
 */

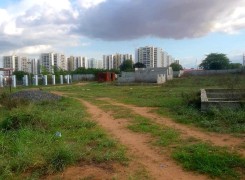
xmin=117 ymin=67 xmax=173 ymax=84
xmin=201 ymin=89 xmax=245 ymax=111
xmin=98 ymin=72 xmax=115 ymax=82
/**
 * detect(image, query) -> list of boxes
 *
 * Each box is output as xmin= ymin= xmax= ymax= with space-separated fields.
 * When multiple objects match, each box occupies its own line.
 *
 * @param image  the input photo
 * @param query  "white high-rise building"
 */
xmin=135 ymin=46 xmax=164 ymax=68
xmin=31 ymin=59 xmax=39 ymax=74
xmin=20 ymin=57 xmax=39 ymax=74
xmin=103 ymin=55 xmax=113 ymax=70
xmin=20 ymin=57 xmax=32 ymax=73
xmin=113 ymin=53 xmax=133 ymax=69
xmin=103 ymin=54 xmax=133 ymax=70
xmin=88 ymin=58 xmax=98 ymax=69
xmin=40 ymin=52 xmax=67 ymax=73
xmin=55 ymin=54 xmax=67 ymax=71
xmin=135 ymin=46 xmax=177 ymax=68
xmin=162 ymin=51 xmax=168 ymax=67
xmin=40 ymin=53 xmax=55 ymax=73
xmin=3 ymin=55 xmax=20 ymax=75
xmin=67 ymin=56 xmax=88 ymax=71
xmin=3 ymin=55 xmax=39 ymax=75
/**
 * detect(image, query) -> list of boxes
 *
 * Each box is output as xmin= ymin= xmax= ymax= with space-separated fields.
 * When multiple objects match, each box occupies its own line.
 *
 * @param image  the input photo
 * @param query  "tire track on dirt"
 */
xmin=97 ymin=97 xmax=245 ymax=156
xmin=78 ymin=98 xmax=208 ymax=180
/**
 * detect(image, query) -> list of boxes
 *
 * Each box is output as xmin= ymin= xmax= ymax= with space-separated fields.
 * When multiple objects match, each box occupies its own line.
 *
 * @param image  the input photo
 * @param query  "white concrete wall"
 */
xmin=118 ymin=67 xmax=173 ymax=84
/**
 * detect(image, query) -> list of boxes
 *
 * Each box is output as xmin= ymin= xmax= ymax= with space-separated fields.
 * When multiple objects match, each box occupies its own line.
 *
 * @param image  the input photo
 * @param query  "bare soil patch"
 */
xmin=98 ymin=97 xmax=245 ymax=156
xmin=76 ymin=98 xmax=207 ymax=180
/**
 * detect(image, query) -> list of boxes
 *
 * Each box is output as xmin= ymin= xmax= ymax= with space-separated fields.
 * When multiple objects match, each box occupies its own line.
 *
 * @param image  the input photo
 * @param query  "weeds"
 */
xmin=173 ymin=143 xmax=245 ymax=179
xmin=46 ymin=148 xmax=75 ymax=173
xmin=0 ymin=97 xmax=128 ymax=179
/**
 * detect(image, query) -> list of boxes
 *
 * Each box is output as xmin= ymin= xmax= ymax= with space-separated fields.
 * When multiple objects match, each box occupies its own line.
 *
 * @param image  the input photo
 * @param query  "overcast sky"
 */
xmin=0 ymin=0 xmax=245 ymax=68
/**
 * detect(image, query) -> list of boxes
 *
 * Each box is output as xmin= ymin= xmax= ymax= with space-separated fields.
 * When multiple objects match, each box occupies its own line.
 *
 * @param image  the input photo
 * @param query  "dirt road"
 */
xmin=50 ymin=91 xmax=244 ymax=179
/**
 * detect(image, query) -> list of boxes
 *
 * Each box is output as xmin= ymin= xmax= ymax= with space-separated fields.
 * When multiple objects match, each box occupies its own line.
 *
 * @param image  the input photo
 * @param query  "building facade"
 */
xmin=88 ymin=58 xmax=103 ymax=69
xmin=40 ymin=52 xmax=67 ymax=73
xmin=103 ymin=55 xmax=113 ymax=70
xmin=135 ymin=46 xmax=175 ymax=68
xmin=3 ymin=55 xmax=20 ymax=75
xmin=68 ymin=56 xmax=88 ymax=71
xmin=103 ymin=54 xmax=133 ymax=70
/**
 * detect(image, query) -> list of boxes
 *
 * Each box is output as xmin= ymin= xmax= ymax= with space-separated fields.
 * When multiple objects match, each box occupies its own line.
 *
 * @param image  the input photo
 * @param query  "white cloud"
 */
xmin=3 ymin=21 xmax=23 ymax=35
xmin=77 ymin=0 xmax=106 ymax=9
xmin=0 ymin=9 xmax=9 ymax=24
xmin=212 ymin=6 xmax=245 ymax=34
xmin=0 ymin=0 xmax=80 ymax=55
xmin=5 ymin=45 xmax=53 ymax=55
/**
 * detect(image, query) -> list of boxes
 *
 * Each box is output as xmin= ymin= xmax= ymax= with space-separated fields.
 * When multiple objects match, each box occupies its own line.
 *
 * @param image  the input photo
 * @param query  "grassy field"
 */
xmin=43 ymin=73 xmax=245 ymax=179
xmin=47 ymin=74 xmax=245 ymax=134
xmin=0 ymin=73 xmax=244 ymax=179
xmin=88 ymin=98 xmax=245 ymax=179
xmin=0 ymin=93 xmax=127 ymax=179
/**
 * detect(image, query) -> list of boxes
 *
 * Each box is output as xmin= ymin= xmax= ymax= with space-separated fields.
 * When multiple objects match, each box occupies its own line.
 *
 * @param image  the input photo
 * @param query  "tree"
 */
xmin=229 ymin=63 xmax=242 ymax=69
xmin=170 ymin=63 xmax=183 ymax=71
xmin=133 ymin=62 xmax=146 ymax=68
xmin=12 ymin=71 xmax=29 ymax=81
xmin=199 ymin=53 xmax=230 ymax=70
xmin=40 ymin=65 xmax=49 ymax=75
xmin=120 ymin=59 xmax=134 ymax=72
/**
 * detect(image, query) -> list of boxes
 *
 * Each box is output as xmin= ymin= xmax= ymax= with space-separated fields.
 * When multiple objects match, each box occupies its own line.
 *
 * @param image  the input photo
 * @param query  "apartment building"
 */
xmin=103 ymin=53 xmax=133 ymax=70
xmin=135 ymin=46 xmax=176 ymax=68
xmin=3 ymin=55 xmax=20 ymax=75
xmin=56 ymin=54 xmax=67 ymax=71
xmin=40 ymin=52 xmax=67 ymax=73
xmin=88 ymin=58 xmax=103 ymax=69
xmin=103 ymin=55 xmax=113 ymax=70
xmin=67 ymin=56 xmax=88 ymax=71
xmin=3 ymin=55 xmax=39 ymax=75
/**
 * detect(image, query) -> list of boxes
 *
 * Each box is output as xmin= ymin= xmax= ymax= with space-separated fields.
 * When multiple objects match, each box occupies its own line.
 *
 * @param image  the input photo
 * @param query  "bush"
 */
xmin=181 ymin=91 xmax=201 ymax=109
xmin=1 ymin=112 xmax=46 ymax=131
xmin=0 ymin=92 xmax=29 ymax=110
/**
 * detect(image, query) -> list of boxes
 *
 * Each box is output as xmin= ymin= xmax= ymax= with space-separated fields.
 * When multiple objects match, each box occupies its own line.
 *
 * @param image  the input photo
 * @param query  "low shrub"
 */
xmin=0 ymin=92 xmax=29 ymax=110
xmin=0 ymin=112 xmax=46 ymax=131
xmin=181 ymin=91 xmax=201 ymax=109
xmin=46 ymin=148 xmax=75 ymax=173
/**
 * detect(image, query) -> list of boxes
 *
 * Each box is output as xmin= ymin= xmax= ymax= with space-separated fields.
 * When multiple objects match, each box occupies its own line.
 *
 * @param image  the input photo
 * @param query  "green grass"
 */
xmin=93 ymin=100 xmax=245 ymax=179
xmin=173 ymin=143 xmax=245 ymax=179
xmin=45 ymin=74 xmax=245 ymax=134
xmin=9 ymin=73 xmax=243 ymax=179
xmin=128 ymin=116 xmax=180 ymax=147
xmin=0 ymin=97 xmax=128 ymax=179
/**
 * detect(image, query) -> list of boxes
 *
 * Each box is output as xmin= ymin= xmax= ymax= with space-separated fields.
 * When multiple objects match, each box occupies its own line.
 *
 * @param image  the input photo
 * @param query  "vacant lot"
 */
xmin=0 ymin=74 xmax=244 ymax=179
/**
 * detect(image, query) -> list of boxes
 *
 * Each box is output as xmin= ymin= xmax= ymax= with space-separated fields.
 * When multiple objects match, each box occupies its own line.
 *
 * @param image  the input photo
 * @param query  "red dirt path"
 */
xmin=50 ymin=91 xmax=244 ymax=179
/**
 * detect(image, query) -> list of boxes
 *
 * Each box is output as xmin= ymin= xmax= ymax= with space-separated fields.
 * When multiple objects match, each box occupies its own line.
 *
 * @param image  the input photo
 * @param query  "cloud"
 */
xmin=74 ymin=0 xmax=245 ymax=40
xmin=3 ymin=45 xmax=53 ymax=56
xmin=77 ymin=0 xmax=107 ymax=9
xmin=0 ymin=0 xmax=245 ymax=58
xmin=0 ymin=0 xmax=80 ymax=55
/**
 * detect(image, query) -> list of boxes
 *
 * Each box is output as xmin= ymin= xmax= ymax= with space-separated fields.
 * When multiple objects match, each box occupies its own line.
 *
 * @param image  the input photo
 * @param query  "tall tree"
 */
xmin=199 ymin=53 xmax=230 ymax=70
xmin=133 ymin=62 xmax=146 ymax=68
xmin=170 ymin=63 xmax=183 ymax=71
xmin=12 ymin=71 xmax=29 ymax=81
xmin=120 ymin=59 xmax=134 ymax=72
